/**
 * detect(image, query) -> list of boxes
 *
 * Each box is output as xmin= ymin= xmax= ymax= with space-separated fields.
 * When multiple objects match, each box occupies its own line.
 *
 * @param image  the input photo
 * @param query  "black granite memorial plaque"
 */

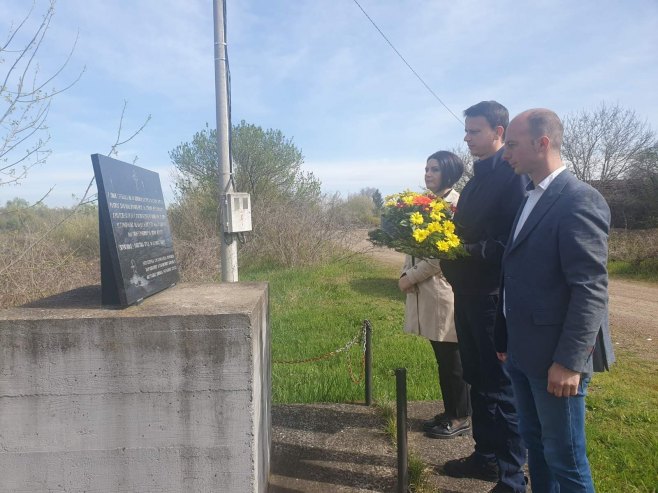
xmin=91 ymin=154 xmax=179 ymax=306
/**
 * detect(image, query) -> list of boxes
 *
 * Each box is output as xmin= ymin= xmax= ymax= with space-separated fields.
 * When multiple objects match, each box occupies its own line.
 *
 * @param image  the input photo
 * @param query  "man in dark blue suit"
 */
xmin=496 ymin=108 xmax=615 ymax=493
xmin=441 ymin=101 xmax=528 ymax=493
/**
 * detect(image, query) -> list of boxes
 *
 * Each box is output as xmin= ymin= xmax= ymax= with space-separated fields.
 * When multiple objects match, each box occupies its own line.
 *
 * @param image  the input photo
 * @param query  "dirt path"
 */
xmin=607 ymin=279 xmax=657 ymax=360
xmin=351 ymin=229 xmax=657 ymax=361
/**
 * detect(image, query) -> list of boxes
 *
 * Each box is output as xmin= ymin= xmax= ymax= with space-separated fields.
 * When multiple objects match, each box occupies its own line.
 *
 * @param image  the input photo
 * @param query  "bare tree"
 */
xmin=1 ymin=0 xmax=84 ymax=187
xmin=562 ymin=102 xmax=657 ymax=183
xmin=630 ymin=144 xmax=658 ymax=180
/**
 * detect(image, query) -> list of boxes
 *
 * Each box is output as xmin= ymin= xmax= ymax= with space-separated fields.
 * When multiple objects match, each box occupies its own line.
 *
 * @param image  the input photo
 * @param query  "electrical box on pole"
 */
xmin=224 ymin=192 xmax=252 ymax=233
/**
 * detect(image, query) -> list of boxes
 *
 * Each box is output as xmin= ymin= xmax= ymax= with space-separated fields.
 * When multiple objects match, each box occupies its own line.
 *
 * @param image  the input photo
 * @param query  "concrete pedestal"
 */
xmin=0 ymin=282 xmax=270 ymax=493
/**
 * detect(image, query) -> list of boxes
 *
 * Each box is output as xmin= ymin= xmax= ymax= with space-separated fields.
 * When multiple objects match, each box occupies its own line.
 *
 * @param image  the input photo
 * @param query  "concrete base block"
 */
xmin=0 ymin=283 xmax=270 ymax=493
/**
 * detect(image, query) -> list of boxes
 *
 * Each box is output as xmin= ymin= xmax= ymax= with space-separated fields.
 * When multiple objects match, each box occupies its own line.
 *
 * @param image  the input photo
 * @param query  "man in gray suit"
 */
xmin=494 ymin=108 xmax=615 ymax=493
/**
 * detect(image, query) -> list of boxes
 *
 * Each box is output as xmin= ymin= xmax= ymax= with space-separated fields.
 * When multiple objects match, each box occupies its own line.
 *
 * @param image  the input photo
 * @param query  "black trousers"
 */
xmin=429 ymin=340 xmax=471 ymax=419
xmin=453 ymin=293 xmax=527 ymax=492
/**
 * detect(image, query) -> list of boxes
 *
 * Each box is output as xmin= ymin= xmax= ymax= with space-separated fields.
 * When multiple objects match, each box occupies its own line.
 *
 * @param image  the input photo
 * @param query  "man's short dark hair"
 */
xmin=464 ymin=101 xmax=509 ymax=134
xmin=526 ymin=109 xmax=564 ymax=151
xmin=427 ymin=150 xmax=465 ymax=190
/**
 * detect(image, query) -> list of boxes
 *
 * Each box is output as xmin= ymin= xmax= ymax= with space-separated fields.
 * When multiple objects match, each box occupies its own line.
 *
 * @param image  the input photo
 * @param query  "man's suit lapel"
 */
xmin=506 ymin=170 xmax=572 ymax=255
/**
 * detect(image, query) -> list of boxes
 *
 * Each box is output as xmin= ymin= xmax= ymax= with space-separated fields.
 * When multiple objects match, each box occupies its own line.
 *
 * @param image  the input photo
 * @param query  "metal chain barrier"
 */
xmin=273 ymin=320 xmax=370 ymax=385
xmin=346 ymin=319 xmax=372 ymax=384
xmin=346 ymin=350 xmax=365 ymax=385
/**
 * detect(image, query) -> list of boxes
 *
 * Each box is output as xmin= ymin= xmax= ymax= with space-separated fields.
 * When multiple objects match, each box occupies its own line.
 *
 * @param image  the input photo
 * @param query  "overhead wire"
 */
xmin=351 ymin=0 xmax=464 ymax=126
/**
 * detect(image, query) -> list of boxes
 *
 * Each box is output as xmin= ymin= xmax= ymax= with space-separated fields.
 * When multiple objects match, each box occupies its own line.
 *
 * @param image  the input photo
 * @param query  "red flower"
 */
xmin=412 ymin=195 xmax=433 ymax=207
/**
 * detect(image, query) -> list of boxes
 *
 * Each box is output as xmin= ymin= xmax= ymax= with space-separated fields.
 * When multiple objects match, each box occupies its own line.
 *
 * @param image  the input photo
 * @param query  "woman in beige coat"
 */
xmin=398 ymin=150 xmax=471 ymax=439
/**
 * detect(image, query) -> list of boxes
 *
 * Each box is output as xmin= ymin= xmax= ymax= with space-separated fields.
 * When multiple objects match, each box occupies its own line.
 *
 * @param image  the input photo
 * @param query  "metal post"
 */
xmin=365 ymin=321 xmax=372 ymax=406
xmin=213 ymin=0 xmax=238 ymax=282
xmin=395 ymin=368 xmax=408 ymax=493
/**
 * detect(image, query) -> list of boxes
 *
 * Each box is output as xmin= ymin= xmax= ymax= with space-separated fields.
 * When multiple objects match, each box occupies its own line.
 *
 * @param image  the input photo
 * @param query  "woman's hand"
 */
xmin=398 ymin=274 xmax=416 ymax=294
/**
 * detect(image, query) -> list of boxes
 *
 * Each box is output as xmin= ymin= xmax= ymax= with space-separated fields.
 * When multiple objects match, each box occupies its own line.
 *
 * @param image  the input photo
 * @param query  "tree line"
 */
xmin=165 ymin=101 xmax=658 ymax=232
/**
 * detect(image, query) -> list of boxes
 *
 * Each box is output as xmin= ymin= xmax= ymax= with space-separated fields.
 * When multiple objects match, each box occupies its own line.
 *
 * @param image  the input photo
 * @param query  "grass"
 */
xmin=243 ymin=255 xmax=657 ymax=493
xmin=608 ymin=228 xmax=658 ymax=283
xmin=242 ymin=256 xmax=440 ymax=404
xmin=609 ymin=259 xmax=658 ymax=283
xmin=586 ymin=354 xmax=658 ymax=492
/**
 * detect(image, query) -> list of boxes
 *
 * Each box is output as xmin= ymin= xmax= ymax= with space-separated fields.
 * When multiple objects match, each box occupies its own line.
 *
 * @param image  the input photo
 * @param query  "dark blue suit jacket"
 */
xmin=494 ymin=170 xmax=615 ymax=377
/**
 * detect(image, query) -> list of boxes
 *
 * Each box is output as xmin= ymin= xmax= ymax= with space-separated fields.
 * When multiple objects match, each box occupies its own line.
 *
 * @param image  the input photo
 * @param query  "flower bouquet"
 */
xmin=368 ymin=190 xmax=467 ymax=260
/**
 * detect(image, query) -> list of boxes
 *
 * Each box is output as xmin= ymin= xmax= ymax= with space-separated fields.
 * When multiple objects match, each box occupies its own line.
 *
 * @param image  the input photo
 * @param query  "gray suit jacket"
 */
xmin=494 ymin=170 xmax=615 ymax=377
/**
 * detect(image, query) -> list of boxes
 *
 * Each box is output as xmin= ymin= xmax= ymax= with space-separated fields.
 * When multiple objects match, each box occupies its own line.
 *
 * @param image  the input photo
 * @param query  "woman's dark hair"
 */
xmin=426 ymin=150 xmax=464 ymax=190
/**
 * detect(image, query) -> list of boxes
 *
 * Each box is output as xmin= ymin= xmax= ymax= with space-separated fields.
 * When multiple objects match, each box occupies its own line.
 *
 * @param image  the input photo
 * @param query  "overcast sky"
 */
xmin=2 ymin=0 xmax=658 ymax=207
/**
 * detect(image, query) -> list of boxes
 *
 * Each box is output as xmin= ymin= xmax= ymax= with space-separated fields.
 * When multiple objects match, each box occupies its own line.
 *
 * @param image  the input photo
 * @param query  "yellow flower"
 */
xmin=429 ymin=201 xmax=446 ymax=220
xmin=436 ymin=240 xmax=450 ymax=252
xmin=410 ymin=212 xmax=424 ymax=225
xmin=371 ymin=188 xmax=465 ymax=259
xmin=445 ymin=232 xmax=460 ymax=247
xmin=427 ymin=221 xmax=443 ymax=233
xmin=412 ymin=228 xmax=430 ymax=243
xmin=430 ymin=209 xmax=445 ymax=221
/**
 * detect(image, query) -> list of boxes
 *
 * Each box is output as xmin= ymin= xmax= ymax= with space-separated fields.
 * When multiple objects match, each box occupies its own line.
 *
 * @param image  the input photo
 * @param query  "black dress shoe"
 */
xmin=422 ymin=413 xmax=447 ymax=432
xmin=425 ymin=417 xmax=471 ymax=439
xmin=443 ymin=452 xmax=498 ymax=482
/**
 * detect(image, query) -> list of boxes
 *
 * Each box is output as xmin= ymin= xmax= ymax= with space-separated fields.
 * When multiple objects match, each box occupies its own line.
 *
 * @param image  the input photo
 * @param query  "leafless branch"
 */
xmin=109 ymin=100 xmax=152 ymax=157
xmin=562 ymin=102 xmax=657 ymax=183
xmin=1 ymin=0 xmax=84 ymax=187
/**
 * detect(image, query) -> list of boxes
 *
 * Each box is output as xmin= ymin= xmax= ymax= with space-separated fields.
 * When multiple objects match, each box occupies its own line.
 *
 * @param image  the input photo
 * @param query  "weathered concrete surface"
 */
xmin=0 ymin=282 xmax=270 ymax=493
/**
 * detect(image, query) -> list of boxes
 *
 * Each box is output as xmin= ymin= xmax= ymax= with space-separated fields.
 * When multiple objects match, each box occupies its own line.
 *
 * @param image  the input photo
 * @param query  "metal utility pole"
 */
xmin=213 ymin=0 xmax=238 ymax=282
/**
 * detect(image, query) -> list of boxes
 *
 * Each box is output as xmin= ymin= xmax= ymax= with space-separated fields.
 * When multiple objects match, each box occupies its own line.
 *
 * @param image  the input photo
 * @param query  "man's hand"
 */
xmin=547 ymin=362 xmax=580 ymax=397
xmin=496 ymin=352 xmax=508 ymax=363
xmin=398 ymin=275 xmax=415 ymax=294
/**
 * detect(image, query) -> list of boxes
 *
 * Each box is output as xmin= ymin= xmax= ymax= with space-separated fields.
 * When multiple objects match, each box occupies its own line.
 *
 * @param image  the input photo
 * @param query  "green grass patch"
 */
xmin=242 ymin=256 xmax=440 ymax=404
xmin=375 ymin=400 xmax=398 ymax=443
xmin=587 ymin=354 xmax=658 ymax=492
xmin=609 ymin=259 xmax=658 ymax=283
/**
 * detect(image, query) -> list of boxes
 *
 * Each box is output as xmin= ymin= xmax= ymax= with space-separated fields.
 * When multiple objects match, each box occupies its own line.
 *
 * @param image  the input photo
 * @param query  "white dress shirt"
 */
xmin=513 ymin=166 xmax=567 ymax=241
